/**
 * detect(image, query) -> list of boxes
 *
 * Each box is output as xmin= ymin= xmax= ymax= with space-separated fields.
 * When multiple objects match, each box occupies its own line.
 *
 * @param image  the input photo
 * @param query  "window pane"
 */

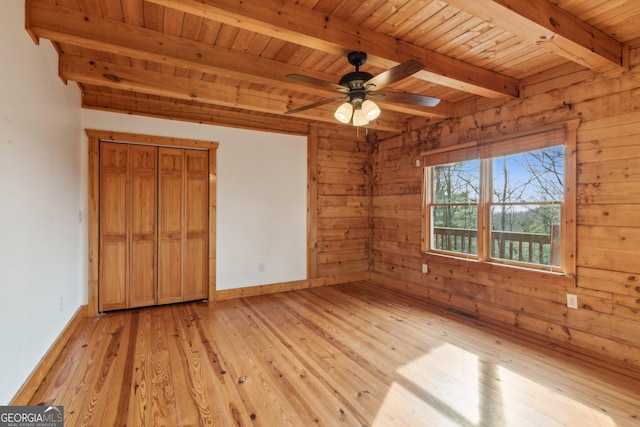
xmin=432 ymin=206 xmax=478 ymax=255
xmin=433 ymin=159 xmax=480 ymax=203
xmin=492 ymin=146 xmax=564 ymax=203
xmin=490 ymin=204 xmax=561 ymax=266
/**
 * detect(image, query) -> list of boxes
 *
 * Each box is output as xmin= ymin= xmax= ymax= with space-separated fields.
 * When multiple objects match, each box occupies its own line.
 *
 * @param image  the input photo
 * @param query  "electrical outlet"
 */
xmin=566 ymin=293 xmax=578 ymax=309
xmin=415 ymin=158 xmax=421 ymax=168
xmin=422 ymin=263 xmax=429 ymax=274
xmin=60 ymin=296 xmax=64 ymax=312
xmin=258 ymin=262 xmax=265 ymax=272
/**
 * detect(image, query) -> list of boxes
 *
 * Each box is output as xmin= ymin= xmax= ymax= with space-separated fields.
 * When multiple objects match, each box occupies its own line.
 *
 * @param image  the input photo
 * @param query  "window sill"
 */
xmin=420 ymin=251 xmax=576 ymax=288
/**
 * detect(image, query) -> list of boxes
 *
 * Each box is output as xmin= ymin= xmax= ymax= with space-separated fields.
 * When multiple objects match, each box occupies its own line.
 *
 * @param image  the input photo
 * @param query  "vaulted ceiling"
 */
xmin=25 ymin=0 xmax=639 ymax=135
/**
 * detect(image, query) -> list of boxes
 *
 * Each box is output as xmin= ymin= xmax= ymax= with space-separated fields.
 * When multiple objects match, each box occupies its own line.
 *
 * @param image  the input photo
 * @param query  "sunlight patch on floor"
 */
xmin=373 ymin=343 xmax=616 ymax=426
xmin=372 ymin=382 xmax=467 ymax=427
xmin=497 ymin=366 xmax=615 ymax=427
xmin=397 ymin=343 xmax=481 ymax=424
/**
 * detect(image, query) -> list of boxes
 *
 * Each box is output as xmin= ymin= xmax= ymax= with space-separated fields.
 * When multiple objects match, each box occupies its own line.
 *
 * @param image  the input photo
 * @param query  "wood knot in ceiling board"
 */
xmin=537 ymin=34 xmax=555 ymax=45
xmin=103 ymin=74 xmax=121 ymax=82
xmin=549 ymin=16 xmax=560 ymax=29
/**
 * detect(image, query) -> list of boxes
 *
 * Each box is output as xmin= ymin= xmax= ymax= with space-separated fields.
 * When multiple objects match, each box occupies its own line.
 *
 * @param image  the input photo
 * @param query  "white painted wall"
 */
xmin=0 ymin=2 xmax=83 ymax=404
xmin=80 ymin=111 xmax=308 ymax=291
xmin=215 ymin=130 xmax=308 ymax=288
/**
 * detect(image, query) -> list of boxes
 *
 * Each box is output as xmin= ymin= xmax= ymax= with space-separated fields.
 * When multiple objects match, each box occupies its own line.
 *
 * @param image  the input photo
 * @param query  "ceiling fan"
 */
xmin=284 ymin=51 xmax=440 ymax=126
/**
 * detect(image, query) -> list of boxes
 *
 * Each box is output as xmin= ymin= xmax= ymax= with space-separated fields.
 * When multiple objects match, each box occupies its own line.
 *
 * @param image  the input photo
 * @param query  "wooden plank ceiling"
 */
xmin=25 ymin=0 xmax=639 ymax=134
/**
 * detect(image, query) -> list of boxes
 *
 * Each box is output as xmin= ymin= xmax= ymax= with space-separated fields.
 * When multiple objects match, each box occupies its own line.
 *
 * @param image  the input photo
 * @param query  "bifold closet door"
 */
xmin=99 ymin=142 xmax=157 ymax=311
xmin=158 ymin=148 xmax=209 ymax=304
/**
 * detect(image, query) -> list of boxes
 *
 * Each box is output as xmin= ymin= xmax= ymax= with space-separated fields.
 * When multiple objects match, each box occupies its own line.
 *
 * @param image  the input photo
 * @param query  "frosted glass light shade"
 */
xmin=362 ymin=100 xmax=380 ymax=121
xmin=334 ymin=102 xmax=353 ymax=123
xmin=352 ymin=108 xmax=369 ymax=126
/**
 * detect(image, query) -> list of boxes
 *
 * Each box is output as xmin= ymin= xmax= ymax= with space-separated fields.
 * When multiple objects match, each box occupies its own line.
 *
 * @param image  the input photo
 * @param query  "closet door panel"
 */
xmin=158 ymin=148 xmax=184 ymax=304
xmin=184 ymin=150 xmax=209 ymax=300
xmin=99 ymin=143 xmax=128 ymax=311
xmin=130 ymin=239 xmax=156 ymax=307
xmin=184 ymin=238 xmax=207 ymax=300
xmin=101 ymin=177 xmax=126 ymax=234
xmin=100 ymin=144 xmax=127 ymax=235
xmin=158 ymin=241 xmax=182 ymax=303
xmin=100 ymin=240 xmax=127 ymax=311
xmin=129 ymin=145 xmax=157 ymax=308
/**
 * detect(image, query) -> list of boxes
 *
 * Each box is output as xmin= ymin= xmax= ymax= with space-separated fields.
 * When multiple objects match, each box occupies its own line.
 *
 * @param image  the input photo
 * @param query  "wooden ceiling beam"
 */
xmin=60 ymin=55 xmax=407 ymax=133
xmin=446 ymin=0 xmax=624 ymax=72
xmin=146 ymin=0 xmax=520 ymax=99
xmin=82 ymin=90 xmax=311 ymax=135
xmin=27 ymin=0 xmax=453 ymax=119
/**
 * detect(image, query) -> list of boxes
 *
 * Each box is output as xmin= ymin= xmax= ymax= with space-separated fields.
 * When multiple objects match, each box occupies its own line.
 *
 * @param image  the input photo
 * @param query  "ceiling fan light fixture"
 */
xmin=287 ymin=51 xmax=439 ymax=127
xmin=334 ymin=102 xmax=353 ymax=124
xmin=352 ymin=107 xmax=369 ymax=127
xmin=362 ymin=99 xmax=380 ymax=121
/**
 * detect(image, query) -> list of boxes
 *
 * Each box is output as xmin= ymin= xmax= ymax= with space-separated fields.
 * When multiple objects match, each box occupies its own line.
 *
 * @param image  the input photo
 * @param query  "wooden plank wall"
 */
xmin=311 ymin=125 xmax=372 ymax=278
xmin=370 ymin=47 xmax=640 ymax=368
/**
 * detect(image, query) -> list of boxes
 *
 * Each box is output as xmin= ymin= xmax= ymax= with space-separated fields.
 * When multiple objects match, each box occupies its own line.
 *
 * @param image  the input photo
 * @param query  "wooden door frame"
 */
xmin=87 ymin=129 xmax=219 ymax=316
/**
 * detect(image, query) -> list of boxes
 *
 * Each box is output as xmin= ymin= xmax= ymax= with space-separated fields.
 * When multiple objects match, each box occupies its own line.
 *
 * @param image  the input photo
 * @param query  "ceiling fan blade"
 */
xmin=365 ymin=60 xmax=424 ymax=91
xmin=376 ymin=91 xmax=441 ymax=107
xmin=287 ymin=74 xmax=349 ymax=92
xmin=284 ymin=96 xmax=348 ymax=115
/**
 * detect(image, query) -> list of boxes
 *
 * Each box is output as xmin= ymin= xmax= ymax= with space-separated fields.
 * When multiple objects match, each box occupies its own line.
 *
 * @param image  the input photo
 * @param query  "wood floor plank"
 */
xmin=213 ymin=298 xmax=329 ymax=426
xmin=236 ymin=295 xmax=380 ymax=425
xmin=186 ymin=303 xmax=254 ymax=426
xmin=28 ymin=282 xmax=640 ymax=426
xmin=165 ymin=304 xmax=216 ymax=426
xmin=150 ymin=306 xmax=179 ymax=425
xmin=28 ymin=316 xmax=102 ymax=408
xmin=73 ymin=317 xmax=124 ymax=426
xmin=126 ymin=309 xmax=152 ymax=426
xmin=82 ymin=313 xmax=132 ymax=426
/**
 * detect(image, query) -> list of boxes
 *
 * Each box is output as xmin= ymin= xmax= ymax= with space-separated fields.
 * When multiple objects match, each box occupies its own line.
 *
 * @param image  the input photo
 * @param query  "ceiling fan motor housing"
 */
xmin=339 ymin=71 xmax=374 ymax=106
xmin=341 ymin=52 xmax=375 ymax=106
xmin=339 ymin=71 xmax=374 ymax=88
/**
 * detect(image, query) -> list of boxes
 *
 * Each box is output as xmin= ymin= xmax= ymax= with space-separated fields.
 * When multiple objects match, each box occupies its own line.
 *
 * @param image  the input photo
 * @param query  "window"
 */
xmin=422 ymin=122 xmax=577 ymax=274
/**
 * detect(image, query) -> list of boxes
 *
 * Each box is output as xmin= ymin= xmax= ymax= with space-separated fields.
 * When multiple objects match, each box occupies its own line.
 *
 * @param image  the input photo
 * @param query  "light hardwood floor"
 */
xmin=30 ymin=281 xmax=640 ymax=426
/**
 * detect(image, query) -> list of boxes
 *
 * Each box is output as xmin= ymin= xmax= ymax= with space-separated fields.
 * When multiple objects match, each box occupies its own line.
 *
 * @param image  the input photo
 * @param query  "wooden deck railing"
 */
xmin=433 ymin=225 xmax=560 ymax=266
xmin=433 ymin=227 xmax=478 ymax=255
